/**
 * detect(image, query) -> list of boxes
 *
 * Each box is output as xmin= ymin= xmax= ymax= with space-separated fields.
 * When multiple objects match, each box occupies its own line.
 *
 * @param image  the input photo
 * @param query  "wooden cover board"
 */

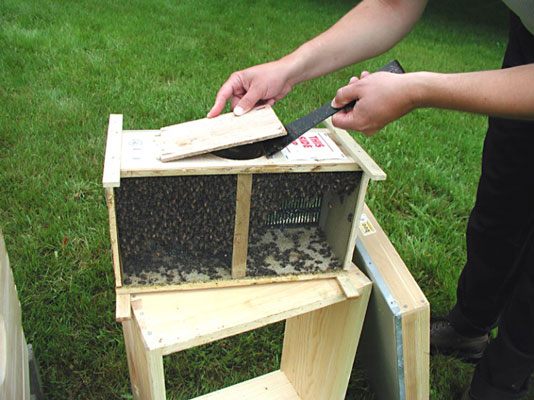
xmin=158 ymin=105 xmax=286 ymax=162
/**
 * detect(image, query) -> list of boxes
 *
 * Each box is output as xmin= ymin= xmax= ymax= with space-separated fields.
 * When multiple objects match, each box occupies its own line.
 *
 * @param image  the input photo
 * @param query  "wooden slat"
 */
xmin=324 ymin=118 xmax=386 ymax=181
xmin=102 ymin=114 xmax=123 ymax=188
xmin=192 ymin=371 xmax=300 ymax=400
xmin=231 ymin=174 xmax=252 ymax=278
xmin=402 ymin=309 xmax=430 ymax=400
xmin=116 ymin=293 xmax=131 ymax=322
xmin=122 ymin=318 xmax=165 ymax=400
xmin=116 ymin=269 xmax=353 ymax=295
xmin=336 ymin=274 xmax=361 ymax=299
xmin=158 ymin=105 xmax=286 ymax=162
xmin=105 ymin=188 xmax=123 ymax=287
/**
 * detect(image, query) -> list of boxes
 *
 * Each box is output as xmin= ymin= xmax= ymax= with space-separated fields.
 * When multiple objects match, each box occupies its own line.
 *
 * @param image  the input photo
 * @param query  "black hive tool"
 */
xmin=213 ymin=60 xmax=405 ymax=160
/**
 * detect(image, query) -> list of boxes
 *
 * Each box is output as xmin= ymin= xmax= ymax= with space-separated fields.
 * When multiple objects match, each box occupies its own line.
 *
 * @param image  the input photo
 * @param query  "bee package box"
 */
xmin=102 ymin=108 xmax=386 ymax=295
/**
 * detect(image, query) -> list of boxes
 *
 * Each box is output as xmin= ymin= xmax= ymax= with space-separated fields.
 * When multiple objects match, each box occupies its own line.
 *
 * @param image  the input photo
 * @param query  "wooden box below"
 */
xmin=121 ymin=265 xmax=372 ymax=399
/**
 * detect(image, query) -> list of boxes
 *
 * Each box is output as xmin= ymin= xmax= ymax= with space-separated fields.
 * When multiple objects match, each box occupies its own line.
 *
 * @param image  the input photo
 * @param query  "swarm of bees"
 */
xmin=115 ymin=171 xmax=361 ymax=286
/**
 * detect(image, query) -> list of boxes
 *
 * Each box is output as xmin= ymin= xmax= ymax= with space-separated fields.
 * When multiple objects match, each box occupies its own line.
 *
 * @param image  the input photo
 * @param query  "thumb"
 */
xmin=233 ymin=87 xmax=263 ymax=116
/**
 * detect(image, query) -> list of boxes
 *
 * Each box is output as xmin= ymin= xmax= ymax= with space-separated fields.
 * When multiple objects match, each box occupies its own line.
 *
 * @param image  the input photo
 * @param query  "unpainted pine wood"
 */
xmin=116 ymin=268 xmax=353 ymax=296
xmin=348 ymin=174 xmax=370 ymax=264
xmin=336 ymin=273 xmax=361 ymax=299
xmin=231 ymin=174 xmax=252 ymax=278
xmin=105 ymin=188 xmax=123 ymax=288
xmin=158 ymin=105 xmax=286 ymax=162
xmin=359 ymin=204 xmax=429 ymax=311
xmin=192 ymin=371 xmax=300 ymax=400
xmin=102 ymin=114 xmax=124 ymax=188
xmin=122 ymin=317 xmax=165 ymax=400
xmin=402 ymin=309 xmax=430 ymax=400
xmin=120 ymin=128 xmax=360 ymax=177
xmin=320 ymin=178 xmax=363 ymax=270
xmin=129 ymin=274 xmax=364 ymax=354
xmin=324 ymin=118 xmax=386 ymax=181
xmin=0 ymin=231 xmax=30 ymax=400
xmin=116 ymin=293 xmax=131 ymax=322
xmin=280 ymin=272 xmax=372 ymax=400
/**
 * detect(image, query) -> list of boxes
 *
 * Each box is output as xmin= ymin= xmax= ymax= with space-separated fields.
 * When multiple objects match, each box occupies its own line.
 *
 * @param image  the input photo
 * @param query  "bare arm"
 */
xmin=208 ymin=0 xmax=427 ymax=117
xmin=331 ymin=65 xmax=534 ymax=135
xmin=282 ymin=0 xmax=427 ymax=84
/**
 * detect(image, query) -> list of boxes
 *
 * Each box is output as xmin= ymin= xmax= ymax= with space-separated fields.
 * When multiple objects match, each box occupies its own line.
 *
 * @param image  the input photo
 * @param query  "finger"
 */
xmin=331 ymin=110 xmax=357 ymax=131
xmin=207 ymin=81 xmax=236 ymax=118
xmin=331 ymin=83 xmax=359 ymax=109
xmin=363 ymin=128 xmax=378 ymax=136
xmin=361 ymin=70 xmax=371 ymax=79
xmin=265 ymin=99 xmax=276 ymax=107
xmin=233 ymin=86 xmax=263 ymax=116
xmin=230 ymin=96 xmax=242 ymax=111
xmin=349 ymin=76 xmax=358 ymax=85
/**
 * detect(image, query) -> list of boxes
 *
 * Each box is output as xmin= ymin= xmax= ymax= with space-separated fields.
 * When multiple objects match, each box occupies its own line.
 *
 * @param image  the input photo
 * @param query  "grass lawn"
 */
xmin=1 ymin=0 xmax=530 ymax=399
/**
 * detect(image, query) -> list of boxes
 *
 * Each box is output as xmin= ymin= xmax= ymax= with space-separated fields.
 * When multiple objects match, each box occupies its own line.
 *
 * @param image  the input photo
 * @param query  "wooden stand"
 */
xmin=120 ymin=264 xmax=372 ymax=399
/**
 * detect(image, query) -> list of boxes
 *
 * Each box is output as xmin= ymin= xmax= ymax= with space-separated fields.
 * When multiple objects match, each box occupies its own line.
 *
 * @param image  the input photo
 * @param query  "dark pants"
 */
xmin=448 ymin=12 xmax=534 ymax=398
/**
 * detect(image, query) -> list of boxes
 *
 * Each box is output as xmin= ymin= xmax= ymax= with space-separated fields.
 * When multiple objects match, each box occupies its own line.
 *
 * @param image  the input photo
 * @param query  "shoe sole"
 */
xmin=430 ymin=346 xmax=485 ymax=362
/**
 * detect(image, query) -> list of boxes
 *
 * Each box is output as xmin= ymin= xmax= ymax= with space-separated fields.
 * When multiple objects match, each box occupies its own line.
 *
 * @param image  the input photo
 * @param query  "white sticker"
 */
xmin=281 ymin=131 xmax=346 ymax=161
xmin=127 ymin=139 xmax=144 ymax=160
xmin=359 ymin=213 xmax=376 ymax=236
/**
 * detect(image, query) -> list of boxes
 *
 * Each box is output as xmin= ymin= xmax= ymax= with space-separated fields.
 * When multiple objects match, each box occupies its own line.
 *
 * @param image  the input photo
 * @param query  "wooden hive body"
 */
xmin=102 ymin=111 xmax=385 ymax=294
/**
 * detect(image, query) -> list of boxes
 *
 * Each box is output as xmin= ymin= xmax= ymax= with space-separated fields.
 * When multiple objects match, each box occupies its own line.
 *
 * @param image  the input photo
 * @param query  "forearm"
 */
xmin=280 ymin=0 xmax=427 ymax=85
xmin=412 ymin=65 xmax=534 ymax=120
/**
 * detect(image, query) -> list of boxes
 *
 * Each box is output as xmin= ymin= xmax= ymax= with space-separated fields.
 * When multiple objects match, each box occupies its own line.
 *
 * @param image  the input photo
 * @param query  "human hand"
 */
xmin=331 ymin=71 xmax=416 ymax=136
xmin=207 ymin=60 xmax=294 ymax=118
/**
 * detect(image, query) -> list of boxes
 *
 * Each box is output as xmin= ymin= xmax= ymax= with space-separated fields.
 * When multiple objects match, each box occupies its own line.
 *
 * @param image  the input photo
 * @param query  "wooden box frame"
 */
xmin=103 ymin=114 xmax=386 ymax=298
xmin=121 ymin=264 xmax=372 ymax=400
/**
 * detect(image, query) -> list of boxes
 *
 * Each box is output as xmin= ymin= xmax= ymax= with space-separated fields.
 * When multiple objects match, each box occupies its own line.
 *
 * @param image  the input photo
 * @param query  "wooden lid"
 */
xmin=157 ymin=105 xmax=287 ymax=162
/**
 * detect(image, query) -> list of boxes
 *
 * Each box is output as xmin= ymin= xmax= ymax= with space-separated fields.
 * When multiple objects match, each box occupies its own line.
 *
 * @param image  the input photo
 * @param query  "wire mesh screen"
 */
xmin=264 ymin=196 xmax=322 ymax=227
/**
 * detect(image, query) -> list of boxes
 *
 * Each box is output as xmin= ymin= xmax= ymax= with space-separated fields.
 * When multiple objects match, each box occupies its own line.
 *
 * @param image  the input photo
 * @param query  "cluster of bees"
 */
xmin=115 ymin=171 xmax=360 ymax=285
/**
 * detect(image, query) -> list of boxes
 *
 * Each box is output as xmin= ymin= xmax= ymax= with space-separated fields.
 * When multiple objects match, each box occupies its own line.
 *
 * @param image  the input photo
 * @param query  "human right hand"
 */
xmin=332 ymin=70 xmax=416 ymax=136
xmin=207 ymin=60 xmax=295 ymax=118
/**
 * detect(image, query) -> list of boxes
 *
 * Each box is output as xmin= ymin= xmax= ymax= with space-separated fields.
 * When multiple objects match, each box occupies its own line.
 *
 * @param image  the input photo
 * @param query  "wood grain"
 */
xmin=158 ymin=105 xmax=286 ymax=162
xmin=102 ymin=114 xmax=123 ymax=188
xmin=192 ymin=371 xmax=300 ymax=400
xmin=231 ymin=174 xmax=252 ymax=278
xmin=0 ymin=230 xmax=31 ymax=400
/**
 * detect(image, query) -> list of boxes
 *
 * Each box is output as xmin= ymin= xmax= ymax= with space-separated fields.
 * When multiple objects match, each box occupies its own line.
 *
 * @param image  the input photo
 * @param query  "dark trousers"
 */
xmin=448 ymin=12 xmax=534 ymax=397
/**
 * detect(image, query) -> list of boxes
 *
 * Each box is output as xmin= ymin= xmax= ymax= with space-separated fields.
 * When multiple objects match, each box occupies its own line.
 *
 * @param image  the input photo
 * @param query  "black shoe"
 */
xmin=461 ymin=389 xmax=474 ymax=400
xmin=430 ymin=318 xmax=489 ymax=360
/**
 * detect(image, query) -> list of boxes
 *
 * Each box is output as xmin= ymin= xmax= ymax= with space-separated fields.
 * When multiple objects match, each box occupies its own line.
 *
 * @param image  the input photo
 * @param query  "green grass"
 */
xmin=1 ymin=0 xmax=531 ymax=399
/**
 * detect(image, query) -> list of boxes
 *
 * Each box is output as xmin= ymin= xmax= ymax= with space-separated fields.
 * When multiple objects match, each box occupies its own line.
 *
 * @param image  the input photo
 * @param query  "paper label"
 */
xmin=281 ymin=131 xmax=346 ymax=161
xmin=126 ymin=138 xmax=145 ymax=161
xmin=359 ymin=213 xmax=376 ymax=236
